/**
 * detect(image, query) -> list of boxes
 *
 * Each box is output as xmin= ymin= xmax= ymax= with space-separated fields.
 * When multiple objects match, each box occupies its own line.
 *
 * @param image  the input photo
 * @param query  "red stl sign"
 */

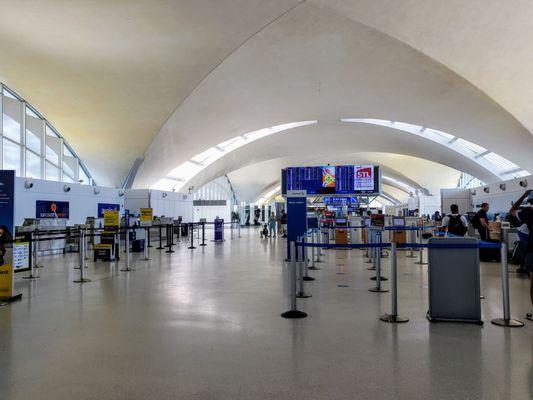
xmin=356 ymin=167 xmax=373 ymax=178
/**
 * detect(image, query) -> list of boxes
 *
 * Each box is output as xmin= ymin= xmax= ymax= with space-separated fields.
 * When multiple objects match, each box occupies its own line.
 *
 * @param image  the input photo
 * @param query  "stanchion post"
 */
xmin=165 ymin=225 xmax=175 ymax=253
xmin=143 ymin=226 xmax=151 ymax=261
xmin=157 ymin=225 xmax=164 ymax=250
xmin=200 ymin=222 xmax=207 ymax=246
xmin=491 ymin=243 xmax=524 ymax=327
xmin=415 ymin=226 xmax=428 ymax=265
xmin=302 ymin=235 xmax=315 ymax=281
xmin=380 ymin=242 xmax=408 ymax=323
xmin=23 ymin=231 xmax=39 ymax=280
xmin=406 ymin=224 xmax=417 ymax=258
xmin=366 ymin=229 xmax=374 ymax=267
xmin=369 ymin=234 xmax=388 ymax=293
xmin=309 ymin=230 xmax=321 ymax=269
xmin=74 ymin=227 xmax=91 ymax=282
xmin=371 ymin=231 xmax=388 ymax=281
xmin=296 ymin=238 xmax=312 ymax=298
xmin=281 ymin=241 xmax=307 ymax=318
xmin=188 ymin=223 xmax=196 ymax=249
xmin=120 ymin=226 xmax=134 ymax=271
xmin=238 ymin=222 xmax=241 ymax=238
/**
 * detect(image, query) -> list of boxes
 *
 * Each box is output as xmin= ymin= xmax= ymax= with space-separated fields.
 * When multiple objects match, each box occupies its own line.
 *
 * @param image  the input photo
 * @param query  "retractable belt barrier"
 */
xmin=283 ymin=238 xmax=522 ymax=327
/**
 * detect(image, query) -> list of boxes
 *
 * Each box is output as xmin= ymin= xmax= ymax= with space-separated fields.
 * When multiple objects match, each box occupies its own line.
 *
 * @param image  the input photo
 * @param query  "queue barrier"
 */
xmin=283 ymin=238 xmax=523 ymax=328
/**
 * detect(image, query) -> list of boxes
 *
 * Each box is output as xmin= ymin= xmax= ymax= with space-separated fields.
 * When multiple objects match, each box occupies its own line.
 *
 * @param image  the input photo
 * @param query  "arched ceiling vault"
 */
xmin=1 ymin=2 xmax=533 ymax=188
xmin=133 ymin=2 xmax=533 ymax=189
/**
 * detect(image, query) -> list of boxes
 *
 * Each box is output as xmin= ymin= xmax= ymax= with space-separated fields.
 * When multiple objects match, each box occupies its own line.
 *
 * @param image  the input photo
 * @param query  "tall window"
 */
xmin=0 ymin=84 xmax=94 ymax=185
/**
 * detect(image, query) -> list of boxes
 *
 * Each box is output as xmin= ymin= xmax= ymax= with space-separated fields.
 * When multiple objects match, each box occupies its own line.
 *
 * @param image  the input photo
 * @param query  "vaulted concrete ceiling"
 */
xmin=1 ymin=1 xmax=532 ymax=189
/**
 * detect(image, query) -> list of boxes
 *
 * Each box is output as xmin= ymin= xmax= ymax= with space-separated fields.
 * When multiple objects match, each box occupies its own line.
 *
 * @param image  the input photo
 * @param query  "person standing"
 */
xmin=509 ymin=190 xmax=533 ymax=321
xmin=280 ymin=210 xmax=287 ymax=238
xmin=268 ymin=212 xmax=277 ymax=238
xmin=441 ymin=204 xmax=468 ymax=237
xmin=472 ymin=203 xmax=490 ymax=241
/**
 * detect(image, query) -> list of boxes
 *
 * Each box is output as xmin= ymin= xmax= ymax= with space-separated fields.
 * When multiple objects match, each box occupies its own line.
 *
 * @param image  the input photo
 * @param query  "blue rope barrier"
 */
xmin=294 ymin=240 xmax=501 ymax=250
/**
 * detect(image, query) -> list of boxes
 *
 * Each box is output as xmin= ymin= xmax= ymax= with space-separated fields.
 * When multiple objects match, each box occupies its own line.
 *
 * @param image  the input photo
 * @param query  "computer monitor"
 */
xmin=393 ymin=218 xmax=404 ymax=227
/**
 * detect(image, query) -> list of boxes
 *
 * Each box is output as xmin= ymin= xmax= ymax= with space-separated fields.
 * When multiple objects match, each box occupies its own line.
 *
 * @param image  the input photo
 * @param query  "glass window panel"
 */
xmin=79 ymin=166 xmax=90 ymax=185
xmin=45 ymin=124 xmax=59 ymax=138
xmin=3 ymin=96 xmax=22 ymax=143
xmin=25 ymin=107 xmax=39 ymax=118
xmin=25 ymin=150 xmax=41 ymax=179
xmin=3 ymin=138 xmax=21 ymax=175
xmin=26 ymin=114 xmax=43 ymax=154
xmin=63 ymin=155 xmax=77 ymax=178
xmin=63 ymin=143 xmax=75 ymax=158
xmin=63 ymin=174 xmax=75 ymax=183
xmin=46 ymin=135 xmax=61 ymax=165
xmin=45 ymin=161 xmax=59 ymax=181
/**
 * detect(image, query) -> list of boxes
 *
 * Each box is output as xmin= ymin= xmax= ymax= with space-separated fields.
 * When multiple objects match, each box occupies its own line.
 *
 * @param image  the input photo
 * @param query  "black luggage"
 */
xmin=479 ymin=239 xmax=501 ymax=262
xmin=510 ymin=241 xmax=528 ymax=265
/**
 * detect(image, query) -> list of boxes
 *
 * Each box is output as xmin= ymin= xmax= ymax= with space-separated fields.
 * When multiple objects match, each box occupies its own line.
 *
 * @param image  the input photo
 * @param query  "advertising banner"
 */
xmin=98 ymin=203 xmax=120 ymax=218
xmin=36 ymin=200 xmax=70 ymax=219
xmin=104 ymin=210 xmax=120 ymax=228
xmin=0 ymin=170 xmax=16 ymax=300
xmin=0 ymin=170 xmax=15 ymax=241
xmin=354 ymin=165 xmax=375 ymax=193
xmin=286 ymin=191 xmax=307 ymax=259
xmin=139 ymin=208 xmax=153 ymax=227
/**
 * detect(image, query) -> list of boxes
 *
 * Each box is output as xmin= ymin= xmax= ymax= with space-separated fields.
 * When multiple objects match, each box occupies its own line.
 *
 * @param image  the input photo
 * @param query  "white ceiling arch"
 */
xmin=134 ymin=2 xmax=533 ymax=190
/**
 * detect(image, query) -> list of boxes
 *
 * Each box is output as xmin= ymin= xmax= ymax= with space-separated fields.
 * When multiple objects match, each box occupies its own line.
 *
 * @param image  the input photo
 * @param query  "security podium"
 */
xmin=427 ymin=237 xmax=482 ymax=324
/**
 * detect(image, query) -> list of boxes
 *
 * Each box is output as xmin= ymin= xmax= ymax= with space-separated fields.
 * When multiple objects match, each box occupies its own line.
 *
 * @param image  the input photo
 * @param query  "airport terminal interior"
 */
xmin=1 ymin=1 xmax=533 ymax=399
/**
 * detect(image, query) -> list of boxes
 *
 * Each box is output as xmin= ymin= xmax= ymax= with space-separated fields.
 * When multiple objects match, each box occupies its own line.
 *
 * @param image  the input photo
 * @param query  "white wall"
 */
xmin=440 ymin=188 xmax=471 ymax=215
xmin=419 ymin=195 xmax=441 ymax=216
xmin=124 ymin=189 xmax=150 ymax=216
xmin=149 ymin=190 xmax=193 ymax=222
xmin=14 ymin=177 xmax=123 ymax=226
xmin=471 ymin=175 xmax=532 ymax=214
xmin=191 ymin=176 xmax=234 ymax=222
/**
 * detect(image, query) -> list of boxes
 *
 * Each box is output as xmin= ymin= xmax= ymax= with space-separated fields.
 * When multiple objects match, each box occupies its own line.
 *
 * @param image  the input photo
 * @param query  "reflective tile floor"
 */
xmin=1 ymin=228 xmax=532 ymax=399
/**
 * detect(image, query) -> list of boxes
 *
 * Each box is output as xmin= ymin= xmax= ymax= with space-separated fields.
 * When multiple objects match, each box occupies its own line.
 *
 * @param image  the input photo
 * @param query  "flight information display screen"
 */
xmin=282 ymin=165 xmax=380 ymax=195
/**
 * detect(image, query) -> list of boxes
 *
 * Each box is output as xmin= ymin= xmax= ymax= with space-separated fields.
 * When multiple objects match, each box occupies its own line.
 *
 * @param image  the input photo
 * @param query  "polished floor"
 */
xmin=1 ymin=228 xmax=532 ymax=400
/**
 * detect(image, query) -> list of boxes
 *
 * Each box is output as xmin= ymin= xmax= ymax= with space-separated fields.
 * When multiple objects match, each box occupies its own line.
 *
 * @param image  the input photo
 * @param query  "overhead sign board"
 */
xmin=98 ymin=203 xmax=120 ymax=218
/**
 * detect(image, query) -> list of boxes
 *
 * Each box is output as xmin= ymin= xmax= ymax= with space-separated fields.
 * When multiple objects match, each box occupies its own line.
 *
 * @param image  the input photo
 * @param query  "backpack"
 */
xmin=447 ymin=214 xmax=467 ymax=236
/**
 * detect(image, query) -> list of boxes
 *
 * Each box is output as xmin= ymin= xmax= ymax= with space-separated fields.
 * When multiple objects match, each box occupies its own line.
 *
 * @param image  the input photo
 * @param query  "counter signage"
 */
xmin=0 ymin=263 xmax=14 ymax=299
xmin=104 ymin=210 xmax=120 ymax=228
xmin=214 ymin=218 xmax=224 ymax=241
xmin=13 ymin=242 xmax=30 ymax=271
xmin=36 ymin=200 xmax=70 ymax=219
xmin=139 ymin=208 xmax=153 ymax=227
xmin=0 ymin=170 xmax=15 ymax=240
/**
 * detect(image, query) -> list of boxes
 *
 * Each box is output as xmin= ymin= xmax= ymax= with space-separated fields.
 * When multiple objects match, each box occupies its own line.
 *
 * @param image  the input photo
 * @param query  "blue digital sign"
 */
xmin=97 ymin=203 xmax=120 ymax=218
xmin=36 ymin=200 xmax=70 ymax=219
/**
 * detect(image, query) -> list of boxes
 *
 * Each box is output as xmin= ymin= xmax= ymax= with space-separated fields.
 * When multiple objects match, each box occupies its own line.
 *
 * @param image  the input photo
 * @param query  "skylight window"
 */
xmin=156 ymin=120 xmax=318 ymax=191
xmin=483 ymin=152 xmax=519 ymax=172
xmin=425 ymin=128 xmax=454 ymax=141
xmin=454 ymin=138 xmax=486 ymax=155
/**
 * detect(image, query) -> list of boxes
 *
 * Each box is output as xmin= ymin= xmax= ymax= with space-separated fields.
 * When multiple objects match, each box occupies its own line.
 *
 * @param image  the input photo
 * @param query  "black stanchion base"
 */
xmin=22 ymin=275 xmax=39 ymax=280
xmin=73 ymin=278 xmax=91 ymax=283
xmin=414 ymin=261 xmax=428 ymax=265
xmin=366 ymin=266 xmax=376 ymax=271
xmin=199 ymin=243 xmax=207 ymax=247
xmin=308 ymin=266 xmax=320 ymax=270
xmin=156 ymin=247 xmax=165 ymax=250
xmin=281 ymin=310 xmax=307 ymax=319
xmin=369 ymin=287 xmax=389 ymax=293
xmin=365 ymin=259 xmax=373 ymax=264
xmin=0 ymin=293 xmax=22 ymax=306
xmin=302 ymin=276 xmax=315 ymax=281
xmin=315 ymin=259 xmax=323 ymax=263
xmin=188 ymin=246 xmax=196 ymax=250
xmin=142 ymin=258 xmax=151 ymax=261
xmin=120 ymin=268 xmax=134 ymax=272
xmin=165 ymin=250 xmax=175 ymax=253
xmin=380 ymin=314 xmax=409 ymax=323
xmin=296 ymin=292 xmax=311 ymax=298
xmin=148 ymin=245 xmax=153 ymax=248
xmin=490 ymin=318 xmax=524 ymax=327
xmin=370 ymin=276 xmax=388 ymax=281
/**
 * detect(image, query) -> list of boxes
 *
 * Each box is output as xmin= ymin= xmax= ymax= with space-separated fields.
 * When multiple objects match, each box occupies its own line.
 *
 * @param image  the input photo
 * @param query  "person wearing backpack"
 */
xmin=471 ymin=203 xmax=491 ymax=241
xmin=441 ymin=204 xmax=468 ymax=237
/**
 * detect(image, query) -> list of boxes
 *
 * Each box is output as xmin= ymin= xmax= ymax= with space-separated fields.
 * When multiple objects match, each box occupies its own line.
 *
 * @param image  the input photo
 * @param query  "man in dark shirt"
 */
xmin=472 ymin=203 xmax=490 ymax=241
xmin=509 ymin=190 xmax=533 ymax=320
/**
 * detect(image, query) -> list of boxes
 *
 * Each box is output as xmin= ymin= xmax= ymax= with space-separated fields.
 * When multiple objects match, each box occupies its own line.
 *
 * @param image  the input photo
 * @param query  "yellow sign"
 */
xmin=94 ymin=244 xmax=112 ymax=250
xmin=0 ymin=264 xmax=14 ymax=300
xmin=104 ymin=210 xmax=119 ymax=227
xmin=140 ymin=208 xmax=153 ymax=226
